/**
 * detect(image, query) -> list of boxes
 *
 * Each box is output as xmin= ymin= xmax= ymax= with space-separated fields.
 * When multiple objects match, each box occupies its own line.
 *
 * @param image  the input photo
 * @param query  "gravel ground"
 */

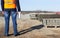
xmin=0 ymin=17 xmax=60 ymax=38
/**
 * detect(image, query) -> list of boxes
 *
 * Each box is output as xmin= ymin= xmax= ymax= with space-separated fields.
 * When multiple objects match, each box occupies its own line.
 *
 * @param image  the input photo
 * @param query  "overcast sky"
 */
xmin=0 ymin=0 xmax=60 ymax=12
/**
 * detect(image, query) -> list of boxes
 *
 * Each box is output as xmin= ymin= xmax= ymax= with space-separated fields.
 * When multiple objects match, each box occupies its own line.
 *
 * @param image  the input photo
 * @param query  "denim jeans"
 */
xmin=4 ymin=10 xmax=18 ymax=35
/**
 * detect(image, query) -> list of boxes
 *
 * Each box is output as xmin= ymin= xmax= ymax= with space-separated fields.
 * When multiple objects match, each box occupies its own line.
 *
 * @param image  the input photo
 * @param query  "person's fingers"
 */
xmin=2 ymin=11 xmax=4 ymax=15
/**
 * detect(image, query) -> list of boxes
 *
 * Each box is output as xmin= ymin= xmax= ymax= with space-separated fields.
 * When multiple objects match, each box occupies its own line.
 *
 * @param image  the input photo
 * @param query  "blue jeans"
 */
xmin=4 ymin=10 xmax=18 ymax=35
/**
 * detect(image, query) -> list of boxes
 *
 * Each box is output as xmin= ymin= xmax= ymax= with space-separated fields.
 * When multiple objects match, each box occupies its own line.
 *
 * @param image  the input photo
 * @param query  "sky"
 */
xmin=0 ymin=0 xmax=60 ymax=12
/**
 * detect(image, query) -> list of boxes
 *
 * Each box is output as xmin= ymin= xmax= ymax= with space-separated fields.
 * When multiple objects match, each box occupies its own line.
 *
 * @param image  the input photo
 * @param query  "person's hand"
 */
xmin=2 ymin=11 xmax=4 ymax=15
xmin=17 ymin=12 xmax=21 ymax=14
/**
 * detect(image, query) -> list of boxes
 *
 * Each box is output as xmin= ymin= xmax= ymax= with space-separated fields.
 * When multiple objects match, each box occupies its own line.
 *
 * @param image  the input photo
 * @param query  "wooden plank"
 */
xmin=42 ymin=18 xmax=60 ymax=28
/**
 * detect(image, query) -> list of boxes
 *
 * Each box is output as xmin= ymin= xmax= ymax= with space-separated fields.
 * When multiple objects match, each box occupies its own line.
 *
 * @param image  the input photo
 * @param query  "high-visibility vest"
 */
xmin=4 ymin=0 xmax=16 ymax=9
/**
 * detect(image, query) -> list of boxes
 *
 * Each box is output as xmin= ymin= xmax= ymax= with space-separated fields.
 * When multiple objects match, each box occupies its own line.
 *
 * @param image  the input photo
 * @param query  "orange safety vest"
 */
xmin=4 ymin=0 xmax=16 ymax=9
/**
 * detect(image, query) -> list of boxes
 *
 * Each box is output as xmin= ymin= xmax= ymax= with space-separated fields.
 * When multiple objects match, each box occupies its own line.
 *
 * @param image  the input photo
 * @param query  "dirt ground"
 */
xmin=0 ymin=17 xmax=60 ymax=38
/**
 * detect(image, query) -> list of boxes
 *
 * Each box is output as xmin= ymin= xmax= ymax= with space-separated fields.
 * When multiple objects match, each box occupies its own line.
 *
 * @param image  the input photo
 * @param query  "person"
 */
xmin=1 ymin=0 xmax=21 ymax=36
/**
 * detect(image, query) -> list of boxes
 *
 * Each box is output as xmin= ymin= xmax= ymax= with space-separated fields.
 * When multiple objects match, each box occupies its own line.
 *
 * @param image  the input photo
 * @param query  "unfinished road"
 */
xmin=0 ymin=17 xmax=60 ymax=38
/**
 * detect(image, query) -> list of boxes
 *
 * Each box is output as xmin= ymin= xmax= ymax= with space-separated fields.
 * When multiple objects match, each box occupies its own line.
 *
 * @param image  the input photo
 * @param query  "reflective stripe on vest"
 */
xmin=4 ymin=0 xmax=16 ymax=9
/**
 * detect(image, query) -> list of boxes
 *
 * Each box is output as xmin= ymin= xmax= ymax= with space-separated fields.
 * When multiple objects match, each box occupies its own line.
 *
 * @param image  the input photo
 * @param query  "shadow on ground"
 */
xmin=18 ymin=24 xmax=44 ymax=35
xmin=0 ymin=24 xmax=44 ymax=37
